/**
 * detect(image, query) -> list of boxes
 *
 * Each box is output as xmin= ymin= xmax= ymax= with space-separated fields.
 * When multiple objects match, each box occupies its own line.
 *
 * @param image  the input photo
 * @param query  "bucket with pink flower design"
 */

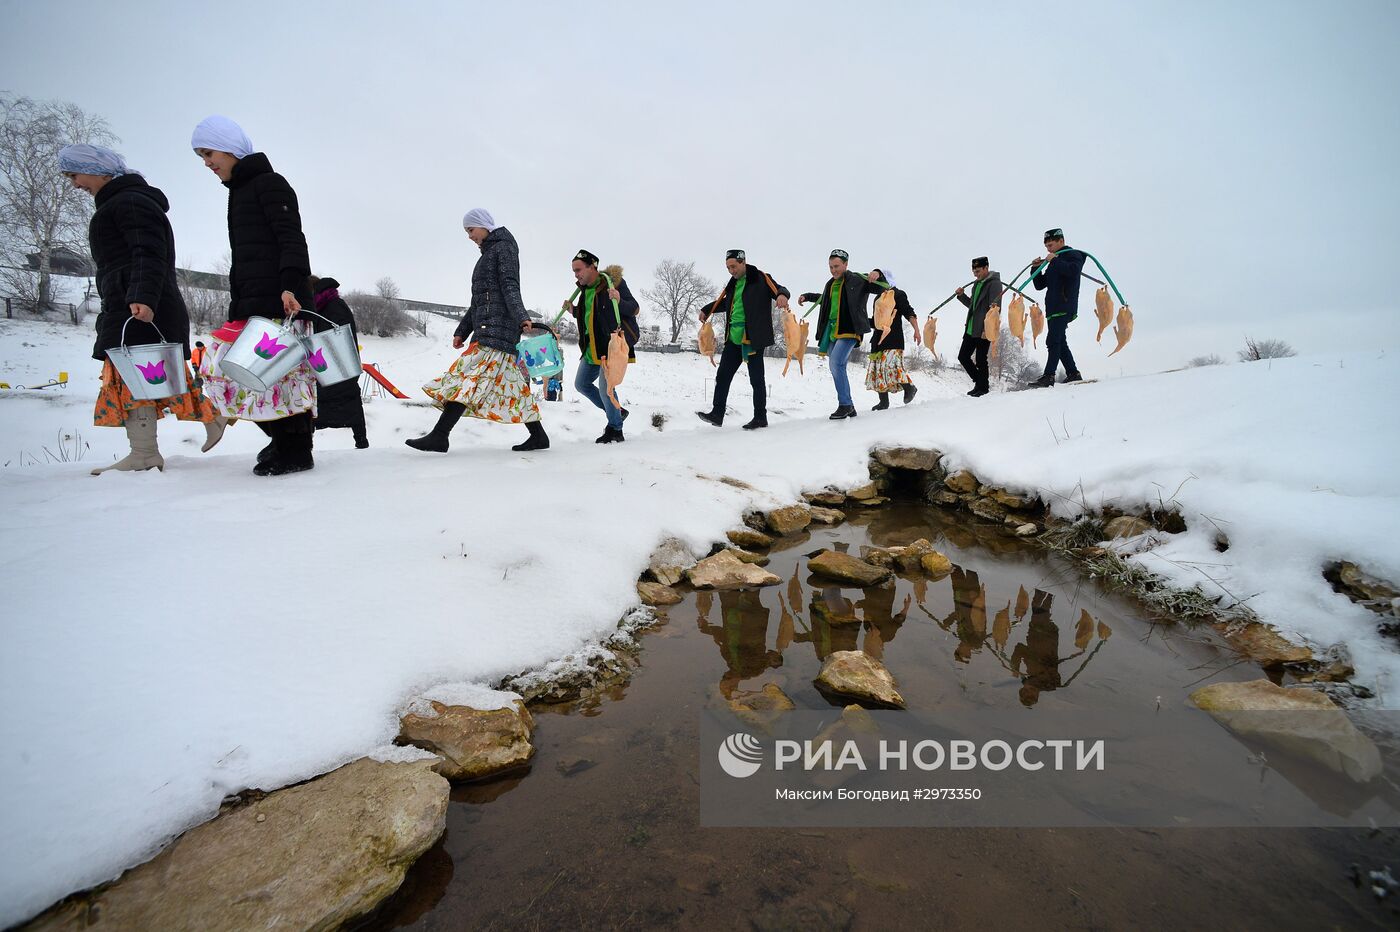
xmin=299 ymin=308 xmax=362 ymax=387
xmin=218 ymin=316 xmax=308 ymax=393
xmin=105 ymin=318 xmax=188 ymax=401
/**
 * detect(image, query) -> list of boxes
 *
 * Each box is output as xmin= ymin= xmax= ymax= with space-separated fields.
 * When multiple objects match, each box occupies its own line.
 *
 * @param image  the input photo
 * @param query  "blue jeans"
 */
xmin=829 ymin=338 xmax=858 ymax=406
xmin=574 ymin=360 xmax=623 ymax=428
xmin=1041 ymin=316 xmax=1080 ymax=381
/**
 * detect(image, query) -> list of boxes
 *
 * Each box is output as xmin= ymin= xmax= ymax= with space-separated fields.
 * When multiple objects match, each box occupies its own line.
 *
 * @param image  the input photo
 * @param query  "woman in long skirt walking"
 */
xmin=59 ymin=144 xmax=224 ymax=475
xmin=407 ymin=208 xmax=549 ymax=453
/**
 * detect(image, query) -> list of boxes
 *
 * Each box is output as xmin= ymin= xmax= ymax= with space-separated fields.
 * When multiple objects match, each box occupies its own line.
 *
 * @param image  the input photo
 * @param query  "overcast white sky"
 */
xmin=3 ymin=0 xmax=1397 ymax=374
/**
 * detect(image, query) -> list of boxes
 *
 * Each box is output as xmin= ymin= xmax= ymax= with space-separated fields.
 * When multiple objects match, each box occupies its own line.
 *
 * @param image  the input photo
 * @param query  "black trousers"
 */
xmin=958 ymin=335 xmax=990 ymax=389
xmin=711 ymin=341 xmax=767 ymax=416
xmin=1042 ymin=316 xmax=1080 ymax=380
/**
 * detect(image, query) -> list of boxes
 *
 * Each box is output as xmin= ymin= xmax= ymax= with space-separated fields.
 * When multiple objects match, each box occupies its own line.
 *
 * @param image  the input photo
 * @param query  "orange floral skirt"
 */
xmin=93 ymin=360 xmax=217 ymax=427
xmin=422 ymin=344 xmax=540 ymax=424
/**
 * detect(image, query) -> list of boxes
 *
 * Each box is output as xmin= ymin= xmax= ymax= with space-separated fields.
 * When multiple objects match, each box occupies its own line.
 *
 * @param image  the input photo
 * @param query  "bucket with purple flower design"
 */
xmin=299 ymin=309 xmax=362 ymax=387
xmin=218 ymin=316 xmax=308 ymax=393
xmin=105 ymin=318 xmax=187 ymax=401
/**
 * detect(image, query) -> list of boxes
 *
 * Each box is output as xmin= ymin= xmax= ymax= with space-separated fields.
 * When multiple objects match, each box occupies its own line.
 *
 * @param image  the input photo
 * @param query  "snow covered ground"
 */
xmin=2 ymin=313 xmax=1398 ymax=926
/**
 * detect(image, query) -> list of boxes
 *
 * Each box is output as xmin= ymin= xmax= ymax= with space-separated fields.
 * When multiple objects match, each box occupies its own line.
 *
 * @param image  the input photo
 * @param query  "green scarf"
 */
xmin=728 ymin=276 xmax=751 ymax=359
xmin=819 ymin=278 xmax=845 ymax=354
xmin=966 ymin=279 xmax=986 ymax=337
xmin=583 ymin=283 xmax=599 ymax=363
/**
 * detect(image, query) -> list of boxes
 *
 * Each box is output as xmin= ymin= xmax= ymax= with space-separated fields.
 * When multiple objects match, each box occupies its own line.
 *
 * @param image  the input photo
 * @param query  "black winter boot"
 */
xmin=512 ymin=421 xmax=550 ymax=452
xmin=872 ymin=393 xmax=890 ymax=411
xmin=741 ymin=413 xmax=768 ymax=430
xmin=829 ymin=405 xmax=857 ymax=420
xmin=902 ymin=383 xmax=918 ymax=404
xmin=696 ymin=410 xmax=723 ymax=427
xmin=406 ymin=402 xmax=465 ymax=453
xmin=255 ymin=416 xmax=315 ymax=476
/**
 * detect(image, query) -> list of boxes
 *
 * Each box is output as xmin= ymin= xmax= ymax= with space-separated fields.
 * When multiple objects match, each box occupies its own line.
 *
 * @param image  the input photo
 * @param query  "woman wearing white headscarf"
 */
xmin=190 ymin=115 xmax=318 ymax=476
xmin=407 ymin=208 xmax=549 ymax=453
xmin=59 ymin=144 xmax=225 ymax=475
xmin=864 ymin=267 xmax=920 ymax=409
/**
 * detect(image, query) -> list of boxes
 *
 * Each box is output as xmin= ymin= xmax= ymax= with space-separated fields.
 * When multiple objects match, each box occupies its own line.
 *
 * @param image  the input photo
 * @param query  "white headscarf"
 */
xmin=58 ymin=144 xmax=134 ymax=177
xmin=880 ymin=269 xmax=897 ymax=286
xmin=190 ymin=115 xmax=254 ymax=158
xmin=462 ymin=208 xmax=498 ymax=231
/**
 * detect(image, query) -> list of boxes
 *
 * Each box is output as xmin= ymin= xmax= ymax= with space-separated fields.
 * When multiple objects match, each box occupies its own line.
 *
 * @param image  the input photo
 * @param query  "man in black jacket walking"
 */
xmin=1028 ymin=228 xmax=1086 ymax=388
xmin=955 ymin=257 xmax=1002 ymax=397
xmin=696 ymin=250 xmax=791 ymax=430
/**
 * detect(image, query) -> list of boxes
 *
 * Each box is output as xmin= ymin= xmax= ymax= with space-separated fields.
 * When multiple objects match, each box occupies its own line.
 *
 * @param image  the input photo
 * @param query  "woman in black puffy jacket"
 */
xmin=59 ymin=144 xmax=225 ymax=475
xmin=190 ymin=115 xmax=318 ymax=476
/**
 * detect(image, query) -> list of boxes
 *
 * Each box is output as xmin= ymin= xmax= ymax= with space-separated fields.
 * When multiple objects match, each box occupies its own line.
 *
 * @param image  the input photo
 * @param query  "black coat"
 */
xmin=308 ymin=282 xmax=364 ymax=427
xmin=956 ymin=272 xmax=1004 ymax=339
xmin=569 ymin=272 xmax=640 ymax=363
xmin=1032 ymin=248 xmax=1086 ymax=320
xmin=801 ymin=271 xmax=885 ymax=345
xmin=870 ymin=287 xmax=920 ymax=352
xmin=454 ymin=227 xmax=530 ymax=354
xmin=699 ymin=264 xmax=790 ymax=351
xmin=224 ymin=153 xmax=312 ymax=321
xmin=87 ymin=175 xmax=191 ymax=361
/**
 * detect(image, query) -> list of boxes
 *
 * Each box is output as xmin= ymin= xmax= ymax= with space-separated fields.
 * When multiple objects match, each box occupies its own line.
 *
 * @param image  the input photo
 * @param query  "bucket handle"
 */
xmin=295 ymin=307 xmax=347 ymax=330
xmin=119 ymin=315 xmax=170 ymax=346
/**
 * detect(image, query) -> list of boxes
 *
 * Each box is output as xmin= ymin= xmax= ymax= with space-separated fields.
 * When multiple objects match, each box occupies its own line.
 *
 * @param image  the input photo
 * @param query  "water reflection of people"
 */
xmin=696 ymin=589 xmax=781 ymax=698
xmin=858 ymin=584 xmax=911 ymax=661
xmin=944 ymin=567 xmax=989 ymax=664
xmin=1011 ymin=589 xmax=1088 ymax=707
xmin=805 ymin=587 xmax=862 ymax=660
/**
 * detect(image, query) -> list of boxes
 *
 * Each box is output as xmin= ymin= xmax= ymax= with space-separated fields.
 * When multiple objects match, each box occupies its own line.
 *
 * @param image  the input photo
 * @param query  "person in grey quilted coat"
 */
xmin=407 ymin=208 xmax=549 ymax=453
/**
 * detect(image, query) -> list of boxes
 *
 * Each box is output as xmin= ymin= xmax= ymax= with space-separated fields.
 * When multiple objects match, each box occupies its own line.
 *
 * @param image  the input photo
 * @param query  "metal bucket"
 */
xmin=300 ymin=309 xmax=362 ymax=387
xmin=517 ymin=329 xmax=564 ymax=381
xmin=217 ymin=316 xmax=308 ymax=393
xmin=105 ymin=318 xmax=187 ymax=401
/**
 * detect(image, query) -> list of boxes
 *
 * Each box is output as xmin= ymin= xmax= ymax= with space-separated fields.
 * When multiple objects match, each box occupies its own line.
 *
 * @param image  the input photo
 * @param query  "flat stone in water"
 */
xmin=637 ymin=581 xmax=683 ymax=606
xmin=726 ymin=547 xmax=771 ymax=566
xmin=814 ymin=650 xmax=905 ymax=708
xmin=398 ymin=700 xmax=536 ymax=782
xmin=766 ymin=504 xmax=814 ymax=536
xmin=1189 ymin=679 xmax=1381 ymax=782
xmin=29 ymin=758 xmax=448 ymax=932
xmin=686 ymin=550 xmax=781 ymax=590
xmin=808 ymin=550 xmax=893 ymax=586
xmin=726 ymin=527 xmax=775 ymax=549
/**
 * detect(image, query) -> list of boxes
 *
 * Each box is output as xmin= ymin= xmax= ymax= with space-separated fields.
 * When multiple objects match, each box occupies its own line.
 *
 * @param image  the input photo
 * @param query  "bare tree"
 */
xmin=1237 ymin=336 xmax=1296 ymax=362
xmin=640 ymin=259 xmax=715 ymax=343
xmin=178 ymin=253 xmax=231 ymax=332
xmin=374 ymin=276 xmax=400 ymax=303
xmin=1186 ymin=353 xmax=1224 ymax=367
xmin=0 ymin=95 xmax=117 ymax=312
xmin=344 ymin=288 xmax=414 ymax=336
xmin=991 ymin=327 xmax=1033 ymax=383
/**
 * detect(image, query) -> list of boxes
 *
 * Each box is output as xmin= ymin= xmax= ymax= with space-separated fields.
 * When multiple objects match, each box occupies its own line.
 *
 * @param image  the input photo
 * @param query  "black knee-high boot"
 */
xmin=406 ymin=402 xmax=466 ymax=453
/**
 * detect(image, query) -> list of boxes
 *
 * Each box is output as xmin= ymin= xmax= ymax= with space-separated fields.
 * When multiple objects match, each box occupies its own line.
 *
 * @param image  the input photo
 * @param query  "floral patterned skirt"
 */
xmin=865 ymin=349 xmax=910 ymax=393
xmin=198 ymin=320 xmax=317 ymax=422
xmin=94 ymin=359 xmax=217 ymax=427
xmin=423 ymin=343 xmax=540 ymax=424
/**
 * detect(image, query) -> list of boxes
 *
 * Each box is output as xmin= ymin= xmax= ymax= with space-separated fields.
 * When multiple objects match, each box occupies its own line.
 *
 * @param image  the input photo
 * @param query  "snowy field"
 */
xmin=1 ymin=313 xmax=1398 ymax=925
